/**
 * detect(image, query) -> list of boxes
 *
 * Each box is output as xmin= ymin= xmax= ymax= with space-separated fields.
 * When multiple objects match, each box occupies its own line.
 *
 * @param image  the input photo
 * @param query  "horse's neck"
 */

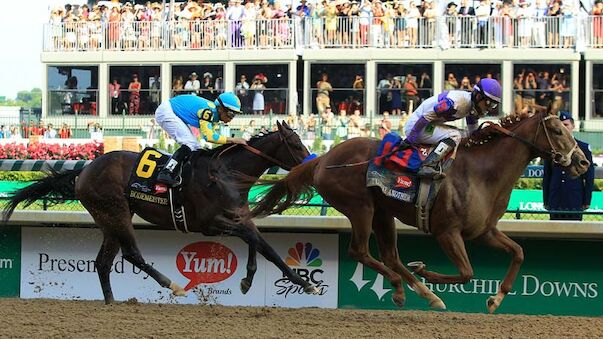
xmin=224 ymin=142 xmax=275 ymax=181
xmin=460 ymin=136 xmax=533 ymax=195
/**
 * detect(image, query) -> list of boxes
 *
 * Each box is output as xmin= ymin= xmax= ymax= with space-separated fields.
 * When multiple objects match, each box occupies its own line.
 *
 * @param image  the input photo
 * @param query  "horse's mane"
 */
xmin=464 ymin=111 xmax=531 ymax=148
xmin=196 ymin=131 xmax=278 ymax=157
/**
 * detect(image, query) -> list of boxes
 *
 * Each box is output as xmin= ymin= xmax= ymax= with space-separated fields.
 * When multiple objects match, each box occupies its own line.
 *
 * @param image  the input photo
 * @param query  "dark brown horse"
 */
xmin=251 ymin=111 xmax=590 ymax=313
xmin=3 ymin=121 xmax=319 ymax=303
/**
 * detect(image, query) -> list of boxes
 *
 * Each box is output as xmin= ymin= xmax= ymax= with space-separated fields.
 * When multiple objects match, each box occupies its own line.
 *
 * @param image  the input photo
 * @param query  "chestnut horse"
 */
xmin=3 ymin=121 xmax=319 ymax=303
xmin=251 ymin=111 xmax=590 ymax=312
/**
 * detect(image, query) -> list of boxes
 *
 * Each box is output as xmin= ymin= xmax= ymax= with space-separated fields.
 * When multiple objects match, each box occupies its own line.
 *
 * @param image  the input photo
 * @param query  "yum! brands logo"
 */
xmin=395 ymin=175 xmax=413 ymax=189
xmin=274 ymin=242 xmax=329 ymax=298
xmin=176 ymin=241 xmax=237 ymax=291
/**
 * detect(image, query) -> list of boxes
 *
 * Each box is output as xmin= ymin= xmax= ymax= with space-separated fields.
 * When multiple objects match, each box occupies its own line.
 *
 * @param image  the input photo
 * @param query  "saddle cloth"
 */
xmin=373 ymin=132 xmax=433 ymax=173
xmin=127 ymin=147 xmax=190 ymax=233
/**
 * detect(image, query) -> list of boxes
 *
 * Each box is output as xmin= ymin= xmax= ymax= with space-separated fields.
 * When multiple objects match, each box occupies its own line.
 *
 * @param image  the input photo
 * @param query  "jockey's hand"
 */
xmin=228 ymin=137 xmax=248 ymax=145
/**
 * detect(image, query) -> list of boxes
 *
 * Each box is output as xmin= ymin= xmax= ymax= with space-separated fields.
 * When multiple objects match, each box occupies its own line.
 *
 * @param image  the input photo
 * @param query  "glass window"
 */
xmin=47 ymin=65 xmax=99 ymax=116
xmin=108 ymin=65 xmax=161 ymax=115
xmin=310 ymin=63 xmax=366 ymax=116
xmin=235 ymin=64 xmax=289 ymax=115
xmin=593 ymin=64 xmax=603 ymax=118
xmin=513 ymin=63 xmax=571 ymax=116
xmin=172 ymin=64 xmax=224 ymax=101
xmin=376 ymin=63 xmax=433 ymax=116
xmin=444 ymin=63 xmax=502 ymax=116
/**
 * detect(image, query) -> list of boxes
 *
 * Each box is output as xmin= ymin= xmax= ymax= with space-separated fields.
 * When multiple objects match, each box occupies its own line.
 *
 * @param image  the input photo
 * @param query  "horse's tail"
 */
xmin=250 ymin=157 xmax=321 ymax=219
xmin=2 ymin=168 xmax=83 ymax=223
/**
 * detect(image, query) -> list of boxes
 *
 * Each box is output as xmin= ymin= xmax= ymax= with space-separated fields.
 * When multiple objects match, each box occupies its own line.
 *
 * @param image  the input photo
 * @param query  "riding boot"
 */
xmin=157 ymin=145 xmax=192 ymax=187
xmin=417 ymin=138 xmax=456 ymax=179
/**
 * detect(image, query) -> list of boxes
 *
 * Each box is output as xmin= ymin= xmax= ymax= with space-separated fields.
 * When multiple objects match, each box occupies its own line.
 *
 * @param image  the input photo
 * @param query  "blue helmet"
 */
xmin=215 ymin=92 xmax=242 ymax=115
xmin=474 ymin=78 xmax=502 ymax=103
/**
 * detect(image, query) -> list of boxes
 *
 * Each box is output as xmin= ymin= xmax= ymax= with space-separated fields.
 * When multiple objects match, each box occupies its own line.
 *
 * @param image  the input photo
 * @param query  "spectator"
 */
xmin=236 ymin=74 xmax=251 ymax=112
xmin=184 ymin=72 xmax=201 ymax=95
xmin=44 ymin=124 xmax=57 ymax=139
xmin=335 ymin=109 xmax=349 ymax=139
xmin=445 ymin=72 xmax=458 ymax=90
xmin=459 ymin=76 xmax=472 ymax=90
xmin=109 ymin=79 xmax=122 ymax=114
xmin=395 ymin=2 xmax=407 ymax=48
xmin=200 ymin=72 xmax=214 ymax=99
xmin=251 ymin=74 xmax=266 ymax=114
xmin=536 ymin=71 xmax=551 ymax=106
xmin=352 ymin=74 xmax=364 ymax=102
xmin=593 ymin=0 xmax=603 ymax=48
xmin=404 ymin=74 xmax=419 ymax=114
xmin=533 ymin=0 xmax=548 ymax=48
xmin=316 ymin=73 xmax=333 ymax=116
xmin=390 ymin=77 xmax=403 ymax=115
xmin=516 ymin=0 xmax=533 ymax=48
xmin=423 ymin=0 xmax=437 ymax=46
xmin=59 ymin=123 xmax=72 ymax=139
xmin=378 ymin=111 xmax=392 ymax=138
xmin=513 ymin=73 xmax=524 ymax=113
xmin=128 ymin=73 xmax=142 ymax=115
xmin=10 ymin=126 xmax=21 ymax=139
xmin=377 ymin=74 xmax=392 ymax=114
xmin=406 ymin=1 xmax=420 ymax=47
xmin=172 ymin=75 xmax=184 ymax=96
xmin=321 ymin=106 xmax=334 ymax=140
xmin=543 ymin=112 xmax=594 ymax=221
xmin=348 ymin=109 xmax=363 ymax=138
xmin=306 ymin=114 xmax=317 ymax=139
xmin=419 ymin=72 xmax=432 ymax=99
xmin=547 ymin=1 xmax=562 ymax=47
xmin=560 ymin=3 xmax=577 ymax=49
xmin=522 ymin=71 xmax=538 ymax=112
xmin=475 ymin=0 xmax=491 ymax=47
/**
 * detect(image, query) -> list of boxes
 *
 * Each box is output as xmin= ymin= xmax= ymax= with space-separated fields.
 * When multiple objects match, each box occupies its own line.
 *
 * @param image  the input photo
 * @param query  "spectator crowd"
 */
xmin=47 ymin=0 xmax=603 ymax=51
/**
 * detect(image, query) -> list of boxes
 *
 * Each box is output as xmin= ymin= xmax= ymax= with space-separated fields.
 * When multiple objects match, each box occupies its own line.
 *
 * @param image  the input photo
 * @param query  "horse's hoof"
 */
xmin=407 ymin=261 xmax=426 ymax=273
xmin=486 ymin=296 xmax=500 ymax=314
xmin=169 ymin=282 xmax=187 ymax=297
xmin=391 ymin=293 xmax=405 ymax=308
xmin=304 ymin=285 xmax=319 ymax=295
xmin=430 ymin=298 xmax=447 ymax=310
xmin=240 ymin=279 xmax=252 ymax=294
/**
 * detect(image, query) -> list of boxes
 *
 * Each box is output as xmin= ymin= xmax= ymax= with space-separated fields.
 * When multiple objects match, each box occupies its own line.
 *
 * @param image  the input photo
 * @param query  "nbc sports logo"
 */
xmin=285 ymin=242 xmax=322 ymax=268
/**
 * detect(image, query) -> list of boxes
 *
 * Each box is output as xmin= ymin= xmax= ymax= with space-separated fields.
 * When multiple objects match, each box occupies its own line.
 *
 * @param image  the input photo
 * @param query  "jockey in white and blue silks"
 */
xmin=154 ymin=92 xmax=247 ymax=186
xmin=403 ymin=78 xmax=502 ymax=179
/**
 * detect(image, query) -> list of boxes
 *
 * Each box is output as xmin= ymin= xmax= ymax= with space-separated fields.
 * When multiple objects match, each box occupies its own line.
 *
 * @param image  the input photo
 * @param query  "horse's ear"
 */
xmin=276 ymin=120 xmax=282 ymax=131
xmin=282 ymin=121 xmax=291 ymax=130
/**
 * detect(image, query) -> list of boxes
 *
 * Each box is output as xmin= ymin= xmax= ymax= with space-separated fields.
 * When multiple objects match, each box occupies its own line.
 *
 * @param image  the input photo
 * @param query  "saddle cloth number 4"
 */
xmin=136 ymin=149 xmax=163 ymax=178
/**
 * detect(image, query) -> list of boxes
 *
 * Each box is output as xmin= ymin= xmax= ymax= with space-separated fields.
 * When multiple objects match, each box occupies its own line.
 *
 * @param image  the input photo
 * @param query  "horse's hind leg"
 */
xmin=346 ymin=209 xmax=406 ymax=308
xmin=477 ymin=228 xmax=524 ymax=314
xmin=95 ymin=233 xmax=120 ymax=304
xmin=372 ymin=212 xmax=446 ymax=309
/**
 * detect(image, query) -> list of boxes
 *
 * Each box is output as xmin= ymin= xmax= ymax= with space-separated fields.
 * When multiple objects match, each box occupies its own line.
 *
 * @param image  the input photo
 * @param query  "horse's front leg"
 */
xmin=477 ymin=228 xmax=524 ymax=313
xmin=408 ymin=230 xmax=475 ymax=285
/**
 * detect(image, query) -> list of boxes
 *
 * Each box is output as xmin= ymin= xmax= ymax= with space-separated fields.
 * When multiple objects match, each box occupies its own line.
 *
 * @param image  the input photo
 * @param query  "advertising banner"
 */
xmin=507 ymin=190 xmax=603 ymax=212
xmin=264 ymin=233 xmax=339 ymax=308
xmin=0 ymin=226 xmax=20 ymax=297
xmin=338 ymin=234 xmax=603 ymax=316
xmin=20 ymin=227 xmax=265 ymax=305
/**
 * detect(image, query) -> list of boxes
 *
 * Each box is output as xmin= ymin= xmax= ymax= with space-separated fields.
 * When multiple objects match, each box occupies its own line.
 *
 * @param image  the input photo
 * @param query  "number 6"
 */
xmin=136 ymin=150 xmax=162 ymax=178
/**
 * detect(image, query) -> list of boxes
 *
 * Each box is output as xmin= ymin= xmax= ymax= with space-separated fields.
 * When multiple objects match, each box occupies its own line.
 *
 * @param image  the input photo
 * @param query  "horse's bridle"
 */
xmin=481 ymin=113 xmax=578 ymax=166
xmin=215 ymin=128 xmax=301 ymax=171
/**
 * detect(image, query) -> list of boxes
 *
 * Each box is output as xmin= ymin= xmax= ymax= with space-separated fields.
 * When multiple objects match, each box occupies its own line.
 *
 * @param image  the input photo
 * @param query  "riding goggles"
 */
xmin=485 ymin=99 xmax=499 ymax=110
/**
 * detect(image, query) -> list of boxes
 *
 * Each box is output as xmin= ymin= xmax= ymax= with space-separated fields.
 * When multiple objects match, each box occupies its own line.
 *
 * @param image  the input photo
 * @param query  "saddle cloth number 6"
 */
xmin=136 ymin=150 xmax=163 ymax=179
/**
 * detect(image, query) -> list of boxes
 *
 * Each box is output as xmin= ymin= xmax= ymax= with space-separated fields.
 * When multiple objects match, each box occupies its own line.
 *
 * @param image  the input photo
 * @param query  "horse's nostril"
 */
xmin=580 ymin=160 xmax=590 ymax=167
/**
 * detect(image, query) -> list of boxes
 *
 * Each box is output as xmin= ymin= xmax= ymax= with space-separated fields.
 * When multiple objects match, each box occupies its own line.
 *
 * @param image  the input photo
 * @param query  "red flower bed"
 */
xmin=0 ymin=142 xmax=104 ymax=160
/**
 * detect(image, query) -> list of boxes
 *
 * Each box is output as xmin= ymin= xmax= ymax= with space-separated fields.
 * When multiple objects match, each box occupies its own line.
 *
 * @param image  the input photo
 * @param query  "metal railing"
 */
xmin=47 ymin=89 xmax=99 ymax=116
xmin=43 ymin=19 xmax=296 ymax=52
xmin=47 ymin=16 xmax=603 ymax=51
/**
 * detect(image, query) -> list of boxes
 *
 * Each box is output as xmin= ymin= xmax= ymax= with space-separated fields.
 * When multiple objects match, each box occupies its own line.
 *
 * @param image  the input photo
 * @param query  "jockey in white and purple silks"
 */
xmin=403 ymin=78 xmax=502 ymax=179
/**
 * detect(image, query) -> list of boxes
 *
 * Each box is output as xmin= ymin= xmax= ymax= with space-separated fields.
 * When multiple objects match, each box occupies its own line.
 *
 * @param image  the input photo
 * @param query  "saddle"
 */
xmin=366 ymin=133 xmax=452 ymax=233
xmin=127 ymin=147 xmax=190 ymax=233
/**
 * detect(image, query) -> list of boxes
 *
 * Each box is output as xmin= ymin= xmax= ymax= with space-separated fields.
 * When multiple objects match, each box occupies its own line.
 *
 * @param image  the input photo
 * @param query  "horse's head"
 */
xmin=531 ymin=110 xmax=590 ymax=178
xmin=247 ymin=120 xmax=309 ymax=170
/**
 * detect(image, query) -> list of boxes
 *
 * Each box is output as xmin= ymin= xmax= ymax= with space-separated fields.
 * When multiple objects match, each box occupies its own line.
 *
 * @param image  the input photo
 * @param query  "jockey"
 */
xmin=155 ymin=92 xmax=247 ymax=186
xmin=403 ymin=78 xmax=502 ymax=179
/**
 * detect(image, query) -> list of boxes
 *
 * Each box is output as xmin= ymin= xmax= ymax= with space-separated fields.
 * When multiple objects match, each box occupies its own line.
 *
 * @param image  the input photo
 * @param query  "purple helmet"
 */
xmin=474 ymin=78 xmax=502 ymax=103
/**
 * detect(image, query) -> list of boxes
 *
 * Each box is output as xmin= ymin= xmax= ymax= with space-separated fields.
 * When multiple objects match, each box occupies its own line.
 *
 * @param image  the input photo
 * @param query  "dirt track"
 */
xmin=0 ymin=299 xmax=601 ymax=338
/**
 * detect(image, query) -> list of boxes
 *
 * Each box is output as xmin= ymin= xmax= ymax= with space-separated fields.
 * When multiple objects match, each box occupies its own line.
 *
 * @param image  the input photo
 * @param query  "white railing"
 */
xmin=42 ymin=16 xmax=603 ymax=51
xmin=43 ymin=19 xmax=295 ymax=51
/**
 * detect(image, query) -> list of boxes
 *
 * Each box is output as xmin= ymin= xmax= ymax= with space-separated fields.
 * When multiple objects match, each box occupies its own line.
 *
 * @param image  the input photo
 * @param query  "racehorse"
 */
xmin=250 ymin=111 xmax=590 ymax=313
xmin=2 ymin=121 xmax=319 ymax=303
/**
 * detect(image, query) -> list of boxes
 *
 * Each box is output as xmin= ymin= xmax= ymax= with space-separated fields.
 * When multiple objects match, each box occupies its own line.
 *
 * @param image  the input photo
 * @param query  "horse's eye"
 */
xmin=554 ymin=128 xmax=563 ymax=136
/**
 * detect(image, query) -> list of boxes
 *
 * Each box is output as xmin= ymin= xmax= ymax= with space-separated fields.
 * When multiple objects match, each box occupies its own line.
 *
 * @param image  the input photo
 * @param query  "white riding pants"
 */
xmin=155 ymin=101 xmax=201 ymax=150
